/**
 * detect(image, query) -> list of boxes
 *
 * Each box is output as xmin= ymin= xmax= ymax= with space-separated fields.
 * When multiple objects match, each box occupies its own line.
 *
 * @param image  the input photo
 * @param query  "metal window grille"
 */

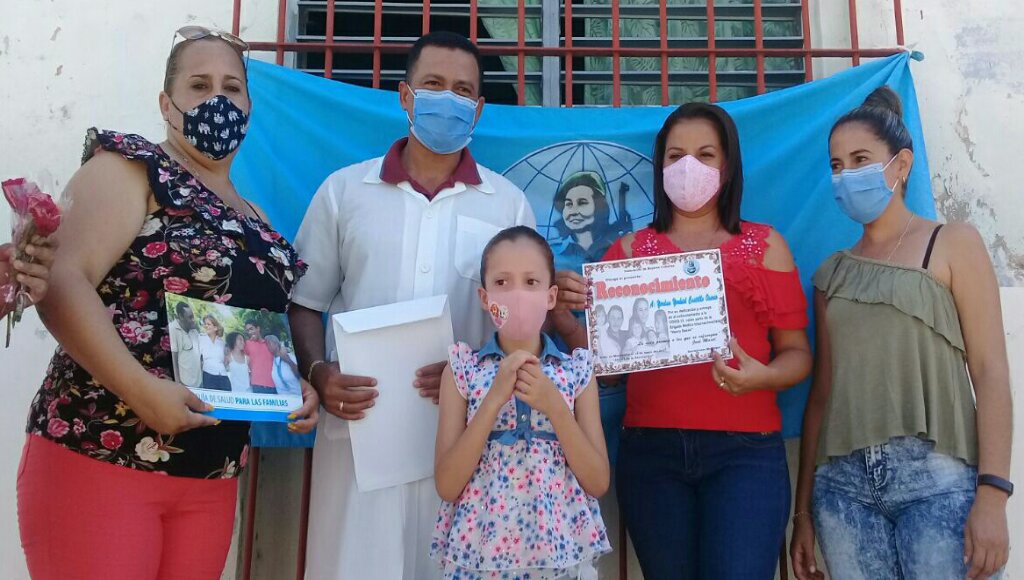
xmin=234 ymin=0 xmax=906 ymax=106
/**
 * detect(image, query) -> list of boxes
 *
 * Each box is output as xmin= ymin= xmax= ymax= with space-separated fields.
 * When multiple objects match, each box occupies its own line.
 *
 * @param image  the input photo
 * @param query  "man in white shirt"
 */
xmin=168 ymin=302 xmax=202 ymax=389
xmin=289 ymin=31 xmax=535 ymax=580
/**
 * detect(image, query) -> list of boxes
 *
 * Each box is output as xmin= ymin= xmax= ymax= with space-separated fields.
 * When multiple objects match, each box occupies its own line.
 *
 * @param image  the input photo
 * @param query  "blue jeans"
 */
xmin=616 ymin=428 xmax=790 ymax=580
xmin=813 ymin=436 xmax=992 ymax=580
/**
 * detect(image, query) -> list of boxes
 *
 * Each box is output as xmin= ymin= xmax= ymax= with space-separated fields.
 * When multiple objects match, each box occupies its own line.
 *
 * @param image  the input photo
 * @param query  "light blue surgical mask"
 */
xmin=407 ymin=89 xmax=479 ymax=155
xmin=831 ymin=155 xmax=901 ymax=224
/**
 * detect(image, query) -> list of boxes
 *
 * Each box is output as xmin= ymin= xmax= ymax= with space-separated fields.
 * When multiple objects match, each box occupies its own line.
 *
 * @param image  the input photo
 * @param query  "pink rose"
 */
xmin=100 ymin=430 xmax=124 ymax=450
xmin=47 ymin=417 xmax=70 ymax=438
xmin=170 ymin=252 xmax=186 ymax=265
xmin=143 ymin=242 xmax=169 ymax=258
xmin=160 ymin=335 xmax=171 ymax=351
xmin=152 ymin=266 xmax=172 ymax=278
xmin=205 ymin=250 xmax=220 ymax=262
xmin=27 ymin=194 xmax=62 ymax=237
xmin=3 ymin=178 xmax=62 ymax=237
xmin=164 ymin=277 xmax=190 ymax=294
xmin=73 ymin=418 xmax=86 ymax=436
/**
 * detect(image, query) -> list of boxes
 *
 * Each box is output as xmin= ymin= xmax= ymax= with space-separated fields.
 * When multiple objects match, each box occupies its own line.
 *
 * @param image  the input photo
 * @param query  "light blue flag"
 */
xmin=236 ymin=53 xmax=932 ymax=448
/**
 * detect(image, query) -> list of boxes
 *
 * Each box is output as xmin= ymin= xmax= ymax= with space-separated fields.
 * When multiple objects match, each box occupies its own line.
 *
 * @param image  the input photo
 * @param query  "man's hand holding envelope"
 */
xmin=310 ymin=363 xmax=379 ymax=421
xmin=312 ymin=359 xmax=446 ymax=420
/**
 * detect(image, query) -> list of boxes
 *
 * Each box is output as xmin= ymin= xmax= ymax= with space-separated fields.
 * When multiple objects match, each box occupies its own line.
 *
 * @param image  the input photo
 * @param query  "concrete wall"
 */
xmin=0 ymin=1 xmax=1021 ymax=578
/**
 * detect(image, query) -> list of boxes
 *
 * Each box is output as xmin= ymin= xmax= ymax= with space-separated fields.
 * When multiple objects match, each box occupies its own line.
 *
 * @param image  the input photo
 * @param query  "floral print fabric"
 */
xmin=430 ymin=337 xmax=611 ymax=579
xmin=25 ymin=129 xmax=305 ymax=479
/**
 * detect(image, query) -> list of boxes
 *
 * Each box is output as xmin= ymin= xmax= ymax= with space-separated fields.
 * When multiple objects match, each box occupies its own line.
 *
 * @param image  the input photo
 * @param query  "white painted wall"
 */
xmin=0 ymin=0 xmax=1021 ymax=578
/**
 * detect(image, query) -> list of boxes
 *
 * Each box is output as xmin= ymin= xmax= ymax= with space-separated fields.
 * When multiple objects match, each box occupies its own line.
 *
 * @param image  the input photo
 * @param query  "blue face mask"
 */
xmin=407 ymin=89 xmax=479 ymax=155
xmin=831 ymin=155 xmax=900 ymax=224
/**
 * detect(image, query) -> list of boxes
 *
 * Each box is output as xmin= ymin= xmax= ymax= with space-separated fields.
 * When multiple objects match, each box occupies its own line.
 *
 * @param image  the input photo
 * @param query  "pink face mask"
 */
xmin=662 ymin=154 xmax=721 ymax=212
xmin=486 ymin=289 xmax=551 ymax=341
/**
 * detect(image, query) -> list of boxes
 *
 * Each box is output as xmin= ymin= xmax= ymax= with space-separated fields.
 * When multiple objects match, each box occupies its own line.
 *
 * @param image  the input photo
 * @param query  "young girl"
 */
xmin=224 ymin=331 xmax=251 ymax=393
xmin=432 ymin=225 xmax=611 ymax=579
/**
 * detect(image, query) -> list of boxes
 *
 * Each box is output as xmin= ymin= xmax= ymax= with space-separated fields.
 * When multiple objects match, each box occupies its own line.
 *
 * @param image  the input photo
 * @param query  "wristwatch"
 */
xmin=977 ymin=474 xmax=1014 ymax=497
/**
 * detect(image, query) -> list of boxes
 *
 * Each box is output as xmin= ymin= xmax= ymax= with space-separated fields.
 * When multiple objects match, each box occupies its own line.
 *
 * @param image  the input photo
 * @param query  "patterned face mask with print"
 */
xmin=485 ymin=289 xmax=551 ymax=342
xmin=171 ymin=95 xmax=250 ymax=160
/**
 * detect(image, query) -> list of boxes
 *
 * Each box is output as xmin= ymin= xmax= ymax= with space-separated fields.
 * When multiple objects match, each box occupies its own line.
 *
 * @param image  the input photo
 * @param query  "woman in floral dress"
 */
xmin=17 ymin=28 xmax=318 ymax=579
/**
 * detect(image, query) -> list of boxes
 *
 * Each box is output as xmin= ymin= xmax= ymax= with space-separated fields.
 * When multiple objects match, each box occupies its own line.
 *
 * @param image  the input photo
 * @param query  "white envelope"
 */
xmin=331 ymin=294 xmax=454 ymax=492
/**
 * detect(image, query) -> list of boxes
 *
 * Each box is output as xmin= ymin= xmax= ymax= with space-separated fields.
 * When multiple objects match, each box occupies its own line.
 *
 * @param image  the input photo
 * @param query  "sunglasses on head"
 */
xmin=175 ymin=25 xmax=249 ymax=51
xmin=171 ymin=25 xmax=251 ymax=72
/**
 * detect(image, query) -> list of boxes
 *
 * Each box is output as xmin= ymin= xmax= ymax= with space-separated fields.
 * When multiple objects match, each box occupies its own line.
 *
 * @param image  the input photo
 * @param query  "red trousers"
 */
xmin=17 ymin=435 xmax=238 ymax=580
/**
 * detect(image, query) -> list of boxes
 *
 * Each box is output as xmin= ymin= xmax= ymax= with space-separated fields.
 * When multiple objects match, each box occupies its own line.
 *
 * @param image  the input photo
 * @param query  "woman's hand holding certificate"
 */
xmin=711 ymin=337 xmax=776 ymax=395
xmin=554 ymin=270 xmax=589 ymax=311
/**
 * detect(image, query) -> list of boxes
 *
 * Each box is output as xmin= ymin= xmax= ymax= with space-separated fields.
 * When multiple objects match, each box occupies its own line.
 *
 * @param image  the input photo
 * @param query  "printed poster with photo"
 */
xmin=583 ymin=250 xmax=732 ymax=376
xmin=165 ymin=293 xmax=302 ymax=422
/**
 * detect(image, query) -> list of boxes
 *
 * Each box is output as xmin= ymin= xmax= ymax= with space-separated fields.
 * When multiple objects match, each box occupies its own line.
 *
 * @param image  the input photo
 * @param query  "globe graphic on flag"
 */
xmin=503 ymin=141 xmax=655 ymax=274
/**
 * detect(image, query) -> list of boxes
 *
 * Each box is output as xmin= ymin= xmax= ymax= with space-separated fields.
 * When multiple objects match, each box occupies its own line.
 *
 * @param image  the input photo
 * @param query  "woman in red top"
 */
xmin=553 ymin=102 xmax=812 ymax=579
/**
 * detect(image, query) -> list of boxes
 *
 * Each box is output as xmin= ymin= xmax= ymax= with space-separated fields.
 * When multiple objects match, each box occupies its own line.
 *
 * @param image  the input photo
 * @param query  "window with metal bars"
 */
xmin=239 ymin=1 xmax=909 ymax=103
xmin=291 ymin=0 xmax=807 ymax=106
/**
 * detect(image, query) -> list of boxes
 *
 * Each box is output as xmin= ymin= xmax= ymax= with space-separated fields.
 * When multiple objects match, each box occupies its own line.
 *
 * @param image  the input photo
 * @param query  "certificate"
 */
xmin=583 ymin=250 xmax=732 ymax=376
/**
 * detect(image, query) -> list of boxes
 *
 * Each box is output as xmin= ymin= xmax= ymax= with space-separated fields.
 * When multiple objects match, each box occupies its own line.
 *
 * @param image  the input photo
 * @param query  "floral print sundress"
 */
xmin=430 ymin=334 xmax=611 ymax=579
xmin=25 ymin=129 xmax=305 ymax=479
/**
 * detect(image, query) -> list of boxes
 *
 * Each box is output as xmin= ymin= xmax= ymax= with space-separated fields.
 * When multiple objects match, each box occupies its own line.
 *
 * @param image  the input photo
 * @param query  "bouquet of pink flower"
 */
xmin=3 ymin=178 xmax=62 ymax=346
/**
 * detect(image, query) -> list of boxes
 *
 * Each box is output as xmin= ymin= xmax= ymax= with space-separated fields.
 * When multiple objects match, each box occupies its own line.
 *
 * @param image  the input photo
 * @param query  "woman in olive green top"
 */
xmin=790 ymin=87 xmax=1012 ymax=580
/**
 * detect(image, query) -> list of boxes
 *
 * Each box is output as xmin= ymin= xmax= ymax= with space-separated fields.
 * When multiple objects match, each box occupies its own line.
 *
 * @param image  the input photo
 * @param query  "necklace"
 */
xmin=885 ymin=214 xmax=915 ymax=262
xmin=162 ymin=139 xmax=204 ymax=178
xmin=161 ymin=140 xmax=255 ymax=220
xmin=856 ymin=214 xmax=915 ymax=262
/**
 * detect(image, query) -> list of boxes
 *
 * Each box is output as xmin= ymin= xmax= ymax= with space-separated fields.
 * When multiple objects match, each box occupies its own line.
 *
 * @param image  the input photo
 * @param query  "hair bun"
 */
xmin=863 ymin=86 xmax=903 ymax=117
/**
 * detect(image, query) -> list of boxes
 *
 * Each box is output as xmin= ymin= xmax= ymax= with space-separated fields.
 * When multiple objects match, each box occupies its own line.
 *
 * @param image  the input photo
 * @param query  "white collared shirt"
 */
xmin=291 ymin=155 xmax=536 ymax=355
xmin=295 ymin=154 xmax=534 ymax=580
